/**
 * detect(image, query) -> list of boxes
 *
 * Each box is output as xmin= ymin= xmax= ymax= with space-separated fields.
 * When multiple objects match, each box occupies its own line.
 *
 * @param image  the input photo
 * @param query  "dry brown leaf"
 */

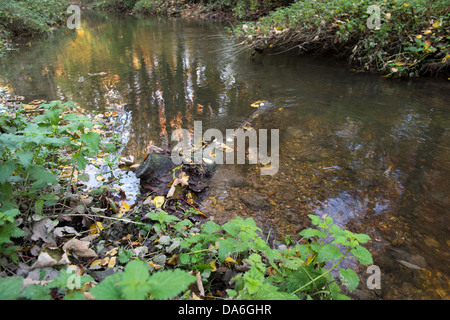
xmin=63 ymin=238 xmax=97 ymax=258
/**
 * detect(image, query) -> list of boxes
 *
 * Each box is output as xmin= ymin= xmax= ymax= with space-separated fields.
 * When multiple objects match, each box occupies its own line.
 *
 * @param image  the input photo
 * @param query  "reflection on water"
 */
xmin=0 ymin=11 xmax=449 ymax=300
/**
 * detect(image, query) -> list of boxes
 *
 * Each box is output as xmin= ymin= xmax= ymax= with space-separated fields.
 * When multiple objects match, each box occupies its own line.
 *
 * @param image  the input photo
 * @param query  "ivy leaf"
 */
xmin=147 ymin=269 xmax=196 ymax=300
xmin=339 ymin=268 xmax=359 ymax=290
xmin=351 ymin=245 xmax=373 ymax=265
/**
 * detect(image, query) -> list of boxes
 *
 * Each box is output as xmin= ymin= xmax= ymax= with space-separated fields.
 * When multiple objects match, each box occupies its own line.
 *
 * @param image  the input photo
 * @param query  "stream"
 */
xmin=0 ymin=10 xmax=449 ymax=300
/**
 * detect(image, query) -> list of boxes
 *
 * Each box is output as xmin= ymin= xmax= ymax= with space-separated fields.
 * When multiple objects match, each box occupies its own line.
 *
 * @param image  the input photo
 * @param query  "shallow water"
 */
xmin=0 ymin=11 xmax=448 ymax=299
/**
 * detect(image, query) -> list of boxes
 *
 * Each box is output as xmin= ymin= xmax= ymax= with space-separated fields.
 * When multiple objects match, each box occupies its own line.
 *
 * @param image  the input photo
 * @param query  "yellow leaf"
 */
xmin=96 ymin=175 xmax=106 ymax=181
xmin=153 ymin=196 xmax=165 ymax=208
xmin=107 ymin=256 xmax=116 ymax=268
xmin=250 ymin=100 xmax=268 ymax=108
xmin=442 ymin=54 xmax=450 ymax=63
xmin=117 ymin=201 xmax=130 ymax=218
xmin=106 ymin=247 xmax=118 ymax=256
xmin=402 ymin=3 xmax=409 ymax=7
xmin=89 ymin=222 xmax=104 ymax=235
xmin=432 ymin=20 xmax=442 ymax=28
xmin=415 ymin=35 xmax=422 ymax=39
xmin=225 ymin=257 xmax=237 ymax=265
xmin=186 ymin=192 xmax=194 ymax=205
xmin=90 ymin=259 xmax=102 ymax=269
xmin=167 ymin=253 xmax=180 ymax=266
xmin=209 ymin=261 xmax=217 ymax=272
xmin=100 ymin=257 xmax=109 ymax=266
xmin=149 ymin=261 xmax=163 ymax=270
xmin=192 ymin=292 xmax=202 ymax=300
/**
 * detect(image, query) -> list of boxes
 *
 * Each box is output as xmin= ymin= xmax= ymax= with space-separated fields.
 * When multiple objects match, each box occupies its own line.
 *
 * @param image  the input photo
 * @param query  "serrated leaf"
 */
xmin=21 ymin=284 xmax=52 ymax=300
xmin=147 ymin=269 xmax=196 ymax=299
xmin=351 ymin=245 xmax=373 ymax=265
xmin=80 ymin=131 xmax=100 ymax=156
xmin=339 ymin=268 xmax=359 ymax=290
xmin=202 ymin=221 xmax=221 ymax=234
xmin=0 ymin=161 xmax=16 ymax=183
xmin=90 ymin=272 xmax=123 ymax=300
xmin=120 ymin=260 xmax=151 ymax=300
xmin=299 ymin=228 xmax=326 ymax=239
xmin=0 ymin=276 xmax=23 ymax=299
xmin=317 ymin=244 xmax=343 ymax=262
xmin=307 ymin=214 xmax=322 ymax=226
xmin=222 ymin=220 xmax=240 ymax=236
xmin=354 ymin=233 xmax=371 ymax=244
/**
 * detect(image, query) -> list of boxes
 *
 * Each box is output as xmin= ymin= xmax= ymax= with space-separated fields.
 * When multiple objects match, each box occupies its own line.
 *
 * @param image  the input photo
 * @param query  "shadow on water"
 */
xmin=0 ymin=10 xmax=449 ymax=299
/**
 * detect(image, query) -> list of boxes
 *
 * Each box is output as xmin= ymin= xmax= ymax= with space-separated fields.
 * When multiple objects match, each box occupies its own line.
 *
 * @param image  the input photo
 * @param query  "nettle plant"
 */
xmin=179 ymin=215 xmax=373 ymax=300
xmin=0 ymin=101 xmax=115 ymax=261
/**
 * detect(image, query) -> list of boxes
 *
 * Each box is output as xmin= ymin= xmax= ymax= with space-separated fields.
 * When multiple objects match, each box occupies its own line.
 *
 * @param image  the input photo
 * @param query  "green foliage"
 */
xmin=233 ymin=0 xmax=449 ymax=77
xmin=0 ymin=0 xmax=70 ymax=36
xmin=0 ymin=101 xmax=114 ymax=261
xmin=90 ymin=259 xmax=196 ymax=300
xmin=179 ymin=214 xmax=373 ymax=300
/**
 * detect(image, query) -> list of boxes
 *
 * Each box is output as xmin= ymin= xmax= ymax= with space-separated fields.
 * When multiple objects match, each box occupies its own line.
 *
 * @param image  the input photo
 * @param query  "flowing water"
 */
xmin=1 ymin=11 xmax=449 ymax=299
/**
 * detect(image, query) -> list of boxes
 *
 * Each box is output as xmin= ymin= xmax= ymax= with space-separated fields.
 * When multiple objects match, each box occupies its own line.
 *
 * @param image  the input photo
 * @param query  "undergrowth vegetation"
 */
xmin=232 ymin=0 xmax=450 ymax=77
xmin=0 ymin=101 xmax=374 ymax=300
xmin=90 ymin=0 xmax=293 ymax=19
xmin=0 ymin=0 xmax=70 ymax=56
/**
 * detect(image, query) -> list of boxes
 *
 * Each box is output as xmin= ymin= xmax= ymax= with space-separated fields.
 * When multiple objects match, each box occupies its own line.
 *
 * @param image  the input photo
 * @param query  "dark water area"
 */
xmin=0 ymin=10 xmax=449 ymax=299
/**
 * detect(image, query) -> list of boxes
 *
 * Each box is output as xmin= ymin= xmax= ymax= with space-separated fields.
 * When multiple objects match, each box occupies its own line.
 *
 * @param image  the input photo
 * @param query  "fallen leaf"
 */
xmin=63 ymin=238 xmax=97 ymax=258
xmin=107 ymin=256 xmax=116 ymax=268
xmin=106 ymin=247 xmax=119 ymax=256
xmin=89 ymin=221 xmax=104 ymax=235
xmin=117 ymin=201 xmax=130 ymax=218
xmin=250 ymin=100 xmax=268 ymax=108
xmin=153 ymin=196 xmax=165 ymax=208
xmin=432 ymin=20 xmax=442 ymax=28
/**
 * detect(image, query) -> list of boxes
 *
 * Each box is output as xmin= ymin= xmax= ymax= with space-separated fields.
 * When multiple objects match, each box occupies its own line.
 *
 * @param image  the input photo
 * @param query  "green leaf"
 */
xmin=299 ymin=228 xmax=326 ymax=239
xmin=339 ymin=268 xmax=359 ymax=290
xmin=15 ymin=150 xmax=34 ymax=168
xmin=119 ymin=260 xmax=151 ymax=300
xmin=80 ymin=131 xmax=100 ymax=156
xmin=354 ymin=233 xmax=371 ymax=244
xmin=243 ymin=266 xmax=265 ymax=294
xmin=118 ymin=249 xmax=133 ymax=263
xmin=0 ymin=161 xmax=16 ymax=183
xmin=147 ymin=269 xmax=196 ymax=300
xmin=222 ymin=220 xmax=240 ymax=236
xmin=28 ymin=164 xmax=57 ymax=186
xmin=317 ymin=244 xmax=343 ymax=262
xmin=90 ymin=272 xmax=123 ymax=300
xmin=351 ymin=245 xmax=373 ymax=265
xmin=307 ymin=214 xmax=322 ymax=226
xmin=0 ymin=276 xmax=23 ymax=299
xmin=21 ymin=284 xmax=52 ymax=300
xmin=202 ymin=221 xmax=221 ymax=234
